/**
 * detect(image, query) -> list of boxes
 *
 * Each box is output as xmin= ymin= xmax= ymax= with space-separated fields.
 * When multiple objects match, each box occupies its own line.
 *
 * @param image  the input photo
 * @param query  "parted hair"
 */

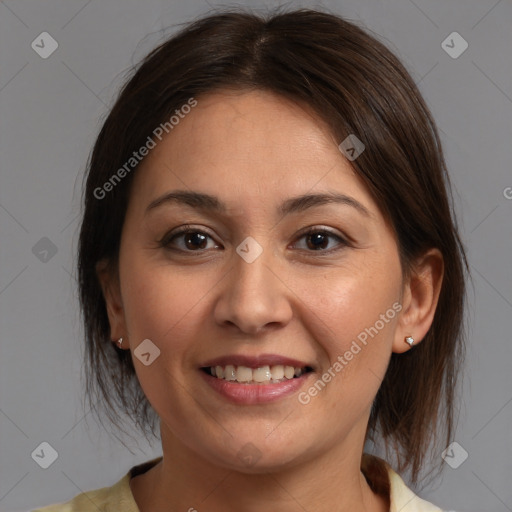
xmin=78 ymin=7 xmax=468 ymax=485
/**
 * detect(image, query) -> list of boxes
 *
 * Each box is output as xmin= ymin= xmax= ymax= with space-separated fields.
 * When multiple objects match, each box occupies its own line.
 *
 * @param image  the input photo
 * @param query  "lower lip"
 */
xmin=199 ymin=369 xmax=312 ymax=404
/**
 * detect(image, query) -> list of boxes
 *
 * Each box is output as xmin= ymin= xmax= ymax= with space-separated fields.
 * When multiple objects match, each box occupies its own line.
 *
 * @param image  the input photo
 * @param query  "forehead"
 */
xmin=129 ymin=89 xmax=375 ymax=217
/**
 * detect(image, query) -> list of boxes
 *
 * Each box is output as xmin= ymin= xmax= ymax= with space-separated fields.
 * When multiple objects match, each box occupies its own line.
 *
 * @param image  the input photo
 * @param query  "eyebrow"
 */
xmin=145 ymin=190 xmax=371 ymax=218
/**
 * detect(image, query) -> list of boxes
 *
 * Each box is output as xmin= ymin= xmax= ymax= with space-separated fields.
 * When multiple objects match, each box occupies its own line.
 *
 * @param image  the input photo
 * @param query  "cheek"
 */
xmin=117 ymin=256 xmax=209 ymax=418
xmin=304 ymin=264 xmax=400 ymax=342
xmin=119 ymin=253 xmax=223 ymax=364
xmin=294 ymin=256 xmax=401 ymax=391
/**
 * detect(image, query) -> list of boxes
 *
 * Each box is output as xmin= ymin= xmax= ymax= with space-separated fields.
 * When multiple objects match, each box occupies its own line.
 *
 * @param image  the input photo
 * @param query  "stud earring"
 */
xmin=117 ymin=337 xmax=123 ymax=347
xmin=404 ymin=336 xmax=414 ymax=347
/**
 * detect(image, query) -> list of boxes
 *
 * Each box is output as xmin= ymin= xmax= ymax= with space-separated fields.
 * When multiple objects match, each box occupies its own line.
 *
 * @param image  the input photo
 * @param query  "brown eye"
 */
xmin=306 ymin=231 xmax=329 ymax=250
xmin=293 ymin=228 xmax=347 ymax=252
xmin=181 ymin=231 xmax=209 ymax=250
xmin=160 ymin=228 xmax=220 ymax=252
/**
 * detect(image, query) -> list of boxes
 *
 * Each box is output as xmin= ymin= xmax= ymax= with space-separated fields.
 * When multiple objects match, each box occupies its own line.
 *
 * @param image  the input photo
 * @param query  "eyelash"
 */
xmin=159 ymin=225 xmax=349 ymax=255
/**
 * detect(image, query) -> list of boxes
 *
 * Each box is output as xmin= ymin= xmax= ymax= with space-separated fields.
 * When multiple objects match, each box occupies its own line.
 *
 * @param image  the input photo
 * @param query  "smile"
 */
xmin=202 ymin=364 xmax=313 ymax=384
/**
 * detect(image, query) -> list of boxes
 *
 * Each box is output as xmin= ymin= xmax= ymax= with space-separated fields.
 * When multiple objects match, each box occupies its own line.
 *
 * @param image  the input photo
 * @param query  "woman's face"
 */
xmin=105 ymin=89 xmax=409 ymax=471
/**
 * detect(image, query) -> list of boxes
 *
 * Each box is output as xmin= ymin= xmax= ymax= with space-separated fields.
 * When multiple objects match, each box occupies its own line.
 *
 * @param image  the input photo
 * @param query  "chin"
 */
xmin=211 ymin=436 xmax=310 ymax=474
xmin=227 ymin=452 xmax=300 ymax=474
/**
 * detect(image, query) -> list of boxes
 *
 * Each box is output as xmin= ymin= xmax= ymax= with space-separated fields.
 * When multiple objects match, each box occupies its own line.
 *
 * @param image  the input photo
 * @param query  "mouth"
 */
xmin=200 ymin=364 xmax=314 ymax=385
xmin=199 ymin=355 xmax=316 ymax=404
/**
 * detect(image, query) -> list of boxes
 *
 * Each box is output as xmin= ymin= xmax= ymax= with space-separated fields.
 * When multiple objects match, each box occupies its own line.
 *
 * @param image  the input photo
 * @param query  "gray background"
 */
xmin=1 ymin=0 xmax=511 ymax=510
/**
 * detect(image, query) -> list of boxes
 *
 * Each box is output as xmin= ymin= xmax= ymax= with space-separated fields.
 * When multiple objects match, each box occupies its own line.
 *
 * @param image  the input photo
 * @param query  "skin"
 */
xmin=97 ymin=89 xmax=443 ymax=512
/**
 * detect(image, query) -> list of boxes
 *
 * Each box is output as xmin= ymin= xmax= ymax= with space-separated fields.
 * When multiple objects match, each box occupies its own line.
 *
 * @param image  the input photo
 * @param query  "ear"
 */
xmin=96 ymin=259 xmax=127 ymax=345
xmin=393 ymin=248 xmax=444 ymax=354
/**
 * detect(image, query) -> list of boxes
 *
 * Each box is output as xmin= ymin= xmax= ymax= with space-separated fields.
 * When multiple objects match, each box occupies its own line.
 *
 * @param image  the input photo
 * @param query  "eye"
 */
xmin=292 ymin=227 xmax=348 ymax=252
xmin=159 ymin=226 xmax=221 ymax=252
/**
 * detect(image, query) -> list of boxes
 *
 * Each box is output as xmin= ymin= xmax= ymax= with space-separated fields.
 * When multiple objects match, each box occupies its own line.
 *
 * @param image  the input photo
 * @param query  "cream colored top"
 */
xmin=33 ymin=454 xmax=443 ymax=511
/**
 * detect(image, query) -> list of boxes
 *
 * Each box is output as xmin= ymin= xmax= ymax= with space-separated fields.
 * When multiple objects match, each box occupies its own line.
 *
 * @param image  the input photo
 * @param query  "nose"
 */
xmin=213 ymin=244 xmax=293 ymax=335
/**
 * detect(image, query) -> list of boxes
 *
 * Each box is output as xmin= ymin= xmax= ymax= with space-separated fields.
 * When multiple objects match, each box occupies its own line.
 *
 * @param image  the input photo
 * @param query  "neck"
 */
xmin=131 ymin=422 xmax=389 ymax=512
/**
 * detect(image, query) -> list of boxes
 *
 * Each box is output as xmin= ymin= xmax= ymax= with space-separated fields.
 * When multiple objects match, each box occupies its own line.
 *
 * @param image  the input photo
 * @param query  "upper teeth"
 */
xmin=209 ymin=365 xmax=305 ymax=384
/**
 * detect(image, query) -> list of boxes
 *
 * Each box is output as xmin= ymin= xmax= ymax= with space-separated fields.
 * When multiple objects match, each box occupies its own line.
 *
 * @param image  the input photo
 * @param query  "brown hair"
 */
xmin=78 ymin=7 xmax=468 ymax=484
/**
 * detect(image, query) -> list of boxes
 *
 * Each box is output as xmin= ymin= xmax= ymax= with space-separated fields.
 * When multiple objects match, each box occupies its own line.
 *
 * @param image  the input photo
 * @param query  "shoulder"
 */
xmin=362 ymin=453 xmax=444 ymax=512
xmin=31 ymin=473 xmax=135 ymax=512
xmin=387 ymin=468 xmax=444 ymax=512
xmin=32 ymin=457 xmax=163 ymax=512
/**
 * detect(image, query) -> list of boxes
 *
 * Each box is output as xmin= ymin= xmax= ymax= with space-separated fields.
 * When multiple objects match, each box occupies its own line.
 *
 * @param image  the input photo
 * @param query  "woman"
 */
xmin=34 ymin=8 xmax=467 ymax=511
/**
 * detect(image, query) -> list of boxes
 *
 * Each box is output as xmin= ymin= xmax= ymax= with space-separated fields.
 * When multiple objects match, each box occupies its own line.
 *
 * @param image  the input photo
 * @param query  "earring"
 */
xmin=117 ymin=337 xmax=123 ymax=347
xmin=404 ymin=336 xmax=414 ymax=347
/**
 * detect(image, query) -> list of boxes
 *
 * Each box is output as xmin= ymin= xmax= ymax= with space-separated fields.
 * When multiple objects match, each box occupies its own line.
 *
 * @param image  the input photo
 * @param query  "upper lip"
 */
xmin=200 ymin=354 xmax=314 ymax=370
